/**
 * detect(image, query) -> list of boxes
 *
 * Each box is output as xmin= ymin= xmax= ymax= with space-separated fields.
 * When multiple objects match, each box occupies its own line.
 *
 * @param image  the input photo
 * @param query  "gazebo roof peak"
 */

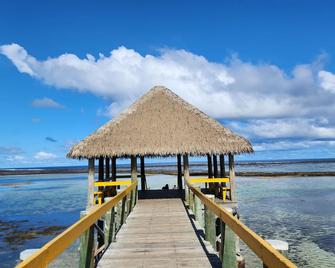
xmin=67 ymin=85 xmax=253 ymax=159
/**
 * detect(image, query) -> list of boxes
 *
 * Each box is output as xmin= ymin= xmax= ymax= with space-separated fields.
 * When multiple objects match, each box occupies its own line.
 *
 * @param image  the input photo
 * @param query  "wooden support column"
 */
xmin=98 ymin=157 xmax=104 ymax=200
xmin=105 ymin=157 xmax=111 ymax=197
xmin=98 ymin=157 xmax=104 ymax=182
xmin=219 ymin=154 xmax=225 ymax=178
xmin=140 ymin=156 xmax=146 ymax=191
xmin=183 ymin=154 xmax=190 ymax=202
xmin=87 ymin=159 xmax=95 ymax=208
xmin=213 ymin=154 xmax=219 ymax=197
xmin=105 ymin=157 xmax=110 ymax=179
xmin=111 ymin=157 xmax=117 ymax=195
xmin=207 ymin=154 xmax=213 ymax=178
xmin=177 ymin=154 xmax=183 ymax=190
xmin=130 ymin=156 xmax=137 ymax=210
xmin=213 ymin=155 xmax=218 ymax=178
xmin=228 ymin=154 xmax=237 ymax=202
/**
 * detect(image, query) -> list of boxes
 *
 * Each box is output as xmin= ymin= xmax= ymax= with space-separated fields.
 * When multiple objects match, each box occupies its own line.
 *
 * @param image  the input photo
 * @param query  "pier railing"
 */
xmin=186 ymin=178 xmax=297 ymax=268
xmin=16 ymin=179 xmax=138 ymax=268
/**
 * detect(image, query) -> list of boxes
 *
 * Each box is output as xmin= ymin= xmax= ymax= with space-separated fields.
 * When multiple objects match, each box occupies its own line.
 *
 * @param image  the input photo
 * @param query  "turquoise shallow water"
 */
xmin=0 ymin=173 xmax=334 ymax=267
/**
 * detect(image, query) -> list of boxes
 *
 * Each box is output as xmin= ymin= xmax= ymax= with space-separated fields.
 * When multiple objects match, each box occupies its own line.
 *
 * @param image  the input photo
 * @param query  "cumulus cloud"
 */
xmin=230 ymin=118 xmax=335 ymax=139
xmin=319 ymin=70 xmax=335 ymax=93
xmin=253 ymin=140 xmax=335 ymax=152
xmin=32 ymin=97 xmax=64 ymax=109
xmin=1 ymin=43 xmax=335 ymax=153
xmin=34 ymin=151 xmax=57 ymax=160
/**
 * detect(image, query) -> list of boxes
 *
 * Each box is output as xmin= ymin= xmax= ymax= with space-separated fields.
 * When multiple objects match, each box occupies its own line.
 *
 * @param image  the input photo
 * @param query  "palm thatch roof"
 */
xmin=67 ymin=86 xmax=253 ymax=159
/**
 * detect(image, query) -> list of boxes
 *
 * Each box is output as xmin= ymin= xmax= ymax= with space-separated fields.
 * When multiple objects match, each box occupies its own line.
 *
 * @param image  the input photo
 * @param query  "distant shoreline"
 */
xmin=1 ymin=167 xmax=335 ymax=177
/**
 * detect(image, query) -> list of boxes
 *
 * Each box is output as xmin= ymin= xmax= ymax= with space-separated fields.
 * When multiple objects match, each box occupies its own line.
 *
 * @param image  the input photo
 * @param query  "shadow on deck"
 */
xmin=138 ymin=189 xmax=184 ymax=199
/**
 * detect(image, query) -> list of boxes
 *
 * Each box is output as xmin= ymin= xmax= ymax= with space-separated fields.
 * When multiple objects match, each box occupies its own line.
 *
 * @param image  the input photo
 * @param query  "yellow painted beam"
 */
xmin=16 ymin=179 xmax=138 ymax=268
xmin=189 ymin=177 xmax=230 ymax=184
xmin=94 ymin=180 xmax=131 ymax=187
xmin=186 ymin=179 xmax=297 ymax=268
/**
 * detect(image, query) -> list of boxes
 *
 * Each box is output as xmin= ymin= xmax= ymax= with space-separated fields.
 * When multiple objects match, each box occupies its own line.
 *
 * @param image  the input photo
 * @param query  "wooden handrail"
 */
xmin=94 ymin=180 xmax=132 ymax=187
xmin=16 ymin=179 xmax=138 ymax=268
xmin=189 ymin=177 xmax=230 ymax=184
xmin=186 ymin=179 xmax=297 ymax=268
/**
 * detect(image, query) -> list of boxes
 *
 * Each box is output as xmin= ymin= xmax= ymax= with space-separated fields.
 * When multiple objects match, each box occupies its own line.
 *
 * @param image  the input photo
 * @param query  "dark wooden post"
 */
xmin=207 ymin=154 xmax=213 ymax=178
xmin=140 ymin=156 xmax=146 ymax=191
xmin=219 ymin=154 xmax=225 ymax=178
xmin=213 ymin=155 xmax=219 ymax=196
xmin=213 ymin=155 xmax=218 ymax=178
xmin=105 ymin=157 xmax=111 ymax=196
xmin=105 ymin=158 xmax=110 ymax=179
xmin=111 ymin=156 xmax=117 ymax=195
xmin=98 ymin=157 xmax=104 ymax=182
xmin=177 ymin=154 xmax=183 ymax=190
xmin=228 ymin=153 xmax=236 ymax=202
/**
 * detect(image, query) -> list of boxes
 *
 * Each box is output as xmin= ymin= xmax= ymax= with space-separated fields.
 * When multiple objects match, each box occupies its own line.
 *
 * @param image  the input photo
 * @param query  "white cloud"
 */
xmin=254 ymin=140 xmax=335 ymax=152
xmin=231 ymin=118 xmax=335 ymax=139
xmin=6 ymin=155 xmax=25 ymax=161
xmin=34 ymin=151 xmax=57 ymax=160
xmin=32 ymin=97 xmax=64 ymax=109
xmin=319 ymin=70 xmax=335 ymax=93
xmin=1 ymin=43 xmax=335 ymax=148
xmin=2 ymin=43 xmax=335 ymax=119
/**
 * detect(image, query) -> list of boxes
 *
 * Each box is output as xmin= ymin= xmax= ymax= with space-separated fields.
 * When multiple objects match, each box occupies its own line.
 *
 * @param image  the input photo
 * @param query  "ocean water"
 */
xmin=0 ymin=160 xmax=335 ymax=267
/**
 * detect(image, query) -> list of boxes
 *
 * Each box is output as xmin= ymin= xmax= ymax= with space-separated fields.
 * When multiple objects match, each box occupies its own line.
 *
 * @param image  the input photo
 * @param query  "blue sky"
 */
xmin=1 ymin=0 xmax=335 ymax=167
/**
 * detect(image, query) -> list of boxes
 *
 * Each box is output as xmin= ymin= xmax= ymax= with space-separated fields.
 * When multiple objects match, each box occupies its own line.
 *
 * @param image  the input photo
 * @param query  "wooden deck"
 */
xmin=98 ymin=197 xmax=221 ymax=268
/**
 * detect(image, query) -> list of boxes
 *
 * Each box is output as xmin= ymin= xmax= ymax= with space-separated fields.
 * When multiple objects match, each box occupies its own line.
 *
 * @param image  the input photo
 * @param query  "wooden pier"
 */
xmin=98 ymin=197 xmax=220 ymax=268
xmin=16 ymin=87 xmax=297 ymax=268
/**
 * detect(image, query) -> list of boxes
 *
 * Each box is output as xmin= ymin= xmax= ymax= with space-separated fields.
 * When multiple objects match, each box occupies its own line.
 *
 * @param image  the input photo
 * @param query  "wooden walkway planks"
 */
xmin=98 ymin=198 xmax=220 ymax=268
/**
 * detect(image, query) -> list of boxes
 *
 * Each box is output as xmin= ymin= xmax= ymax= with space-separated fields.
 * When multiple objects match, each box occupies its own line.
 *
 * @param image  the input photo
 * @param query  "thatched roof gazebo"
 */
xmin=68 ymin=86 xmax=253 ymax=206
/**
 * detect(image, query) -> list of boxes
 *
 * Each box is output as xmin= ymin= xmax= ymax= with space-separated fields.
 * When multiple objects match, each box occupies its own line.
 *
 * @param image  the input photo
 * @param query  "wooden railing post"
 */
xmin=114 ymin=201 xmax=121 ymax=239
xmin=220 ymin=207 xmax=237 ymax=268
xmin=189 ymin=189 xmax=194 ymax=212
xmin=79 ymin=211 xmax=95 ymax=268
xmin=103 ymin=198 xmax=115 ymax=246
xmin=121 ymin=196 xmax=127 ymax=225
xmin=204 ymin=194 xmax=216 ymax=248
xmin=194 ymin=186 xmax=203 ymax=227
